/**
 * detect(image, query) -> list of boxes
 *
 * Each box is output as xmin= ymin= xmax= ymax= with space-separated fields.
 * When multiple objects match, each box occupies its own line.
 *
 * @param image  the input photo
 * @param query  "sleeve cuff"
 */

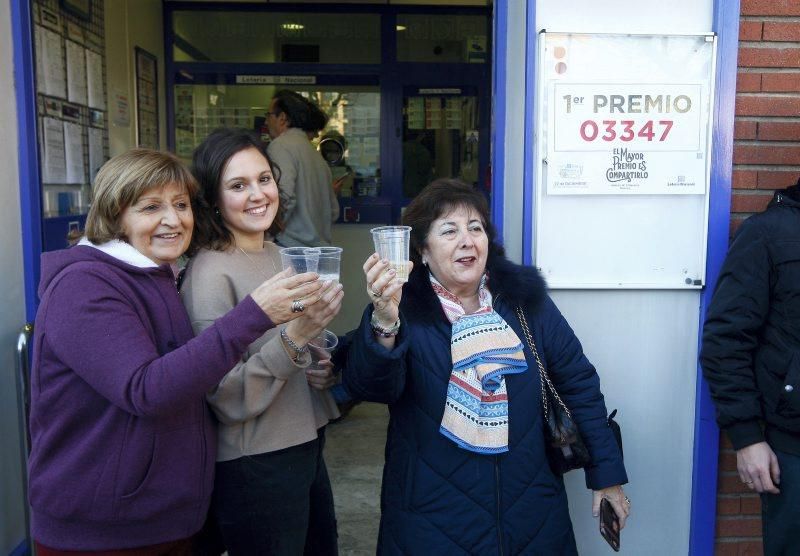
xmin=261 ymin=331 xmax=308 ymax=380
xmin=585 ymin=464 xmax=629 ymax=490
xmin=725 ymin=421 xmax=765 ymax=451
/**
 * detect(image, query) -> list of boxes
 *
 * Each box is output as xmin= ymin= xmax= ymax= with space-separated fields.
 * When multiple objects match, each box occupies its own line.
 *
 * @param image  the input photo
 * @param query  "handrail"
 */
xmin=15 ymin=322 xmax=34 ymax=554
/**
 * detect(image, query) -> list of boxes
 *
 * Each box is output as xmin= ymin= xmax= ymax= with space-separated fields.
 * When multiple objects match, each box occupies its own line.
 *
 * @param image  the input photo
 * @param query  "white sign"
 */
xmin=544 ymin=36 xmax=713 ymax=196
xmin=548 ymin=83 xmax=706 ymax=195
xmin=235 ymin=75 xmax=316 ymax=85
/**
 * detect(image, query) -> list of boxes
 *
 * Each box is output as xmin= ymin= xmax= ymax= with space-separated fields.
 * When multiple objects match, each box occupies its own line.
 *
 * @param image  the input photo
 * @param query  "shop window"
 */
xmin=174 ymin=85 xmax=380 ymax=198
xmin=396 ymin=14 xmax=488 ymax=63
xmin=172 ymin=11 xmax=380 ymax=64
xmin=402 ymin=94 xmax=479 ymax=197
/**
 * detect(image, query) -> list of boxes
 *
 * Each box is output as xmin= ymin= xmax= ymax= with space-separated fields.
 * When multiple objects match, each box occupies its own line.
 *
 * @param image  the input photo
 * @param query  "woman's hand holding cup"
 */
xmin=250 ymin=268 xmax=324 ymax=324
xmin=364 ymin=253 xmax=412 ymax=326
xmin=285 ymin=280 xmax=344 ymax=347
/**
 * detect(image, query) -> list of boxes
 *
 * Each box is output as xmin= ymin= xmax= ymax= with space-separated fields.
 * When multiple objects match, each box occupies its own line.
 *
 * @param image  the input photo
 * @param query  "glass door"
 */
xmin=402 ymin=88 xmax=480 ymax=198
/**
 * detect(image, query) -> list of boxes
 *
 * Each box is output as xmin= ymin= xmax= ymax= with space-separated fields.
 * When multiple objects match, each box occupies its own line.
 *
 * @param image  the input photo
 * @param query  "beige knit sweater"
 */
xmin=180 ymin=242 xmax=339 ymax=462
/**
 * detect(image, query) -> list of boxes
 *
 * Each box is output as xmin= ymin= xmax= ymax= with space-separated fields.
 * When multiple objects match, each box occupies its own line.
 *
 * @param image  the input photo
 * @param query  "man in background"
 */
xmin=701 ymin=178 xmax=800 ymax=555
xmin=266 ymin=90 xmax=339 ymax=247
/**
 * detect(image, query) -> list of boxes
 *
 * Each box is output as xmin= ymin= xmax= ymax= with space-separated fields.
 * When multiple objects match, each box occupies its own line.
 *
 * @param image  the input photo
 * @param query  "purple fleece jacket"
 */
xmin=28 ymin=244 xmax=273 ymax=550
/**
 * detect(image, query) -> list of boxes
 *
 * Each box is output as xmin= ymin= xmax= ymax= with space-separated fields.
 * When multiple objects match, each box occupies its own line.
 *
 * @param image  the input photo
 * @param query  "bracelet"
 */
xmin=370 ymin=313 xmax=401 ymax=337
xmin=280 ymin=328 xmax=308 ymax=361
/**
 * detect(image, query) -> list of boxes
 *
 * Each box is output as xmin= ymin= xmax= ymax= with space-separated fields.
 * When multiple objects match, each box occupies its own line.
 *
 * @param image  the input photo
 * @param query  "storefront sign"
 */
xmin=235 ymin=75 xmax=316 ymax=85
xmin=418 ymin=88 xmax=461 ymax=95
xmin=548 ymin=82 xmax=706 ymax=195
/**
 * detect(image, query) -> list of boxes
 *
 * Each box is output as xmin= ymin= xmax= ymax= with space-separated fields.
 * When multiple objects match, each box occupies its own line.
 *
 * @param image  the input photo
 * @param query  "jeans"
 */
xmin=762 ymin=448 xmax=800 ymax=556
xmin=211 ymin=431 xmax=338 ymax=556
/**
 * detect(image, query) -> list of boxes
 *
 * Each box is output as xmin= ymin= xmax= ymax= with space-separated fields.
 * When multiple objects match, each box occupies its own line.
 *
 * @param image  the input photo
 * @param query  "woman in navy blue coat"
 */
xmin=344 ymin=179 xmax=630 ymax=555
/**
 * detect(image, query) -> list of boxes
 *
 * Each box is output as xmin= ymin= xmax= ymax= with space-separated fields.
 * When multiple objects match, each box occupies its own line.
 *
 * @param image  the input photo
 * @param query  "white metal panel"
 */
xmin=536 ymin=0 xmax=713 ymax=35
xmin=533 ymin=32 xmax=716 ymax=289
xmin=529 ymin=3 xmax=714 ymax=555
xmin=552 ymin=290 xmax=700 ymax=555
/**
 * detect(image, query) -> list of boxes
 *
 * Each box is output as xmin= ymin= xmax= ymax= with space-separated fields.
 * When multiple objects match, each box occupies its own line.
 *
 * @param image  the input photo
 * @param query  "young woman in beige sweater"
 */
xmin=181 ymin=128 xmax=343 ymax=555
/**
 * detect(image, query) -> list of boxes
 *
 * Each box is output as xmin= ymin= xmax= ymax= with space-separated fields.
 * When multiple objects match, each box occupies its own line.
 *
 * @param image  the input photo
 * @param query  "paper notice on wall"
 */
xmin=39 ymin=27 xmax=66 ymax=98
xmin=88 ymin=127 xmax=105 ymax=183
xmin=407 ymin=97 xmax=425 ymax=130
xmin=66 ymin=40 xmax=88 ymax=105
xmin=35 ymin=26 xmax=45 ymax=94
xmin=42 ymin=117 xmax=66 ymax=183
xmin=86 ymin=49 xmax=105 ymax=109
xmin=425 ymin=98 xmax=442 ymax=129
xmin=445 ymin=98 xmax=462 ymax=129
xmin=64 ymin=122 xmax=85 ymax=184
xmin=112 ymin=90 xmax=131 ymax=127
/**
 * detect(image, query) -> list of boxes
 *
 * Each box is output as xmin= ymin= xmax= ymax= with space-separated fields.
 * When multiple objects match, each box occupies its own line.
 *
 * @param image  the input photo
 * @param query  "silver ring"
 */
xmin=370 ymin=288 xmax=382 ymax=298
xmin=745 ymin=481 xmax=753 ymax=485
xmin=291 ymin=300 xmax=305 ymax=313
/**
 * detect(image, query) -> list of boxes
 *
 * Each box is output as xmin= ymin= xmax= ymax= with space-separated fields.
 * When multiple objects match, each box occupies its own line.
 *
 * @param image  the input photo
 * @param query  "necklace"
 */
xmin=237 ymin=244 xmax=279 ymax=280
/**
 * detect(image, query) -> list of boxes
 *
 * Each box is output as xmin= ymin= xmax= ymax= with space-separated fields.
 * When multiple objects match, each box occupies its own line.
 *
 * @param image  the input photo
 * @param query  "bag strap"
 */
xmin=515 ymin=306 xmax=574 ymax=421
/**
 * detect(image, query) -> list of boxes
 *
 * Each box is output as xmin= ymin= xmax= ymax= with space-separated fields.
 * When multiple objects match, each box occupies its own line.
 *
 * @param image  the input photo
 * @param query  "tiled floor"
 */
xmin=325 ymin=402 xmax=389 ymax=556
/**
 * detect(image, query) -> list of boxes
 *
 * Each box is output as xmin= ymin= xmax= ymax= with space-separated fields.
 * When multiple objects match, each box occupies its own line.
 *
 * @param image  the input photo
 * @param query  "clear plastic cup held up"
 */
xmin=316 ymin=247 xmax=343 ymax=283
xmin=308 ymin=329 xmax=339 ymax=369
xmin=279 ymin=247 xmax=320 ymax=275
xmin=370 ymin=225 xmax=411 ymax=283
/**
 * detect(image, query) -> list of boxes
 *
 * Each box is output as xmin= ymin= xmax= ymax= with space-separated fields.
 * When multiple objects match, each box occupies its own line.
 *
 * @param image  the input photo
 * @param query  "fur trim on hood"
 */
xmin=401 ymin=243 xmax=548 ymax=320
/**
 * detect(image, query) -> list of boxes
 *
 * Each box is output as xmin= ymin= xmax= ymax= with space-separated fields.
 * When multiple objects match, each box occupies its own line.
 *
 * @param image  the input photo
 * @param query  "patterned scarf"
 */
xmin=433 ymin=274 xmax=528 ymax=454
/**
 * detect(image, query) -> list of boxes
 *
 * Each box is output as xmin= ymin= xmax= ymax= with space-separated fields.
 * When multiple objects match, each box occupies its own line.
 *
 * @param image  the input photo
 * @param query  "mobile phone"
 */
xmin=599 ymin=498 xmax=620 ymax=552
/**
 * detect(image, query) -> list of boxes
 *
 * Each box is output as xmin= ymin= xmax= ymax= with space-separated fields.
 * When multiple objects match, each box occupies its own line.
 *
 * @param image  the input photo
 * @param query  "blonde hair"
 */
xmin=85 ymin=149 xmax=199 ymax=244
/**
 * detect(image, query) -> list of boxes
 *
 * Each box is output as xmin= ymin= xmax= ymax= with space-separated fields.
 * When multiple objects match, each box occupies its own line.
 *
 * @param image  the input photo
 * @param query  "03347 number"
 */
xmin=579 ymin=120 xmax=673 ymax=142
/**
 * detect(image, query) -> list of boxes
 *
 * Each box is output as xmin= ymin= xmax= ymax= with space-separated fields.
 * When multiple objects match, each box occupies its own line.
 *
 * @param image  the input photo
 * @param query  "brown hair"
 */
xmin=401 ymin=178 xmax=496 ymax=268
xmin=85 ymin=149 xmax=198 ymax=244
xmin=190 ymin=128 xmax=284 ymax=251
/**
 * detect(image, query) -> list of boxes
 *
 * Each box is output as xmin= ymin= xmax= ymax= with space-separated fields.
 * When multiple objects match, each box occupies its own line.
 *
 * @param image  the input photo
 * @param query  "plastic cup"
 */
xmin=317 ymin=247 xmax=343 ymax=283
xmin=279 ymin=247 xmax=320 ymax=275
xmin=308 ymin=329 xmax=339 ymax=369
xmin=371 ymin=226 xmax=411 ymax=282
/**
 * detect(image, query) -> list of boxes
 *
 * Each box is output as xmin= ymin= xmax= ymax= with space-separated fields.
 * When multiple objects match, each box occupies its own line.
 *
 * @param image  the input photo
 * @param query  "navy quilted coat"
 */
xmin=344 ymin=247 xmax=628 ymax=555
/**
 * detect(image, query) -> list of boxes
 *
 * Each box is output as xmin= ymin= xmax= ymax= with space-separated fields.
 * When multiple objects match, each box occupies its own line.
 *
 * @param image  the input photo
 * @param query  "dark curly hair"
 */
xmin=190 ymin=128 xmax=284 ymax=252
xmin=401 ymin=178 xmax=496 ymax=270
xmin=272 ymin=90 xmax=328 ymax=132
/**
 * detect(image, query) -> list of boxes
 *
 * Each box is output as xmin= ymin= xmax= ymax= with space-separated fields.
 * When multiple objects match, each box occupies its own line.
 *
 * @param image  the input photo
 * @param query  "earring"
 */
xmin=214 ymin=207 xmax=221 ymax=217
xmin=422 ymin=257 xmax=428 ymax=266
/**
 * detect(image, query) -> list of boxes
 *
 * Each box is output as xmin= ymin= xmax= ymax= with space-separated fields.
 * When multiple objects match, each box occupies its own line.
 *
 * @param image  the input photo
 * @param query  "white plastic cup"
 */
xmin=370 ymin=226 xmax=411 ymax=282
xmin=316 ymin=247 xmax=343 ymax=283
xmin=308 ymin=329 xmax=339 ymax=368
xmin=279 ymin=247 xmax=320 ymax=275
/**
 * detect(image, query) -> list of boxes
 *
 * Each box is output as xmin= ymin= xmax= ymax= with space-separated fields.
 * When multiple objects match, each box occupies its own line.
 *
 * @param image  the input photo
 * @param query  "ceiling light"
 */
xmin=282 ymin=23 xmax=304 ymax=31
xmin=396 ymin=25 xmax=407 ymax=32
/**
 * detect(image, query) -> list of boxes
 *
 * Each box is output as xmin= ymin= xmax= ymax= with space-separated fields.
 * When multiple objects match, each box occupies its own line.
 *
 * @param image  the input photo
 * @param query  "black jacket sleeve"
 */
xmin=342 ymin=305 xmax=411 ymax=404
xmin=700 ymin=218 xmax=771 ymax=449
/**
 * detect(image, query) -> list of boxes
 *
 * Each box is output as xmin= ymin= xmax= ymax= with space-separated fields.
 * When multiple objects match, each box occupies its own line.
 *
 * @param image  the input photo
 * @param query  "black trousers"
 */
xmin=211 ymin=430 xmax=338 ymax=556
xmin=762 ymin=448 xmax=800 ymax=556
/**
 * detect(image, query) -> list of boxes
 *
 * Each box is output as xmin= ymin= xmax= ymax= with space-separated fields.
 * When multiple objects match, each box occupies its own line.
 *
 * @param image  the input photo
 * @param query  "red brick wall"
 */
xmin=715 ymin=1 xmax=800 ymax=554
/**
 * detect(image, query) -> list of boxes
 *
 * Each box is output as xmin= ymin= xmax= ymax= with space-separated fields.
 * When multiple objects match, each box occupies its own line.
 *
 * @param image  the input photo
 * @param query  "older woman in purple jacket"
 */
xmin=28 ymin=149 xmax=324 ymax=555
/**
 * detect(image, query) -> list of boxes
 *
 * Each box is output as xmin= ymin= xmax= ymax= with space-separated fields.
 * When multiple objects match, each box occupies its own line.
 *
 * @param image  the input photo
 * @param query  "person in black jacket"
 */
xmin=701 ymin=180 xmax=800 ymax=555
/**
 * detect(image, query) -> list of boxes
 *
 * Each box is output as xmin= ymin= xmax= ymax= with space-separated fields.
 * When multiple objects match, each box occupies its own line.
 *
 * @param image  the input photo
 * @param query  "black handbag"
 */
xmin=516 ymin=307 xmax=591 ymax=474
